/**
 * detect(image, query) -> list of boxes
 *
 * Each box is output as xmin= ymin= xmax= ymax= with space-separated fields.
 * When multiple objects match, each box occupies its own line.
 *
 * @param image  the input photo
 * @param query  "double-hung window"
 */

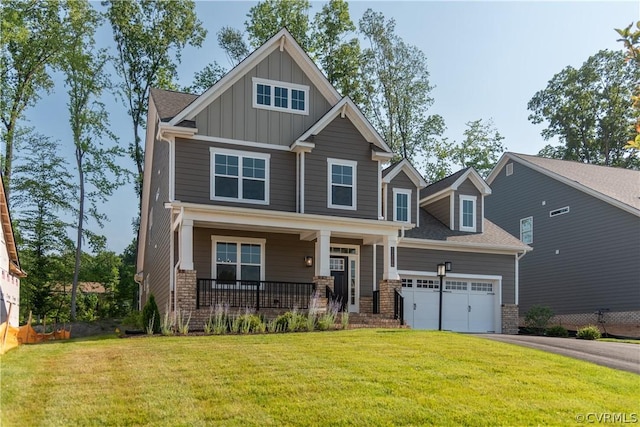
xmin=520 ymin=216 xmax=533 ymax=244
xmin=252 ymin=78 xmax=308 ymax=114
xmin=327 ymin=158 xmax=357 ymax=210
xmin=393 ymin=188 xmax=411 ymax=223
xmin=213 ymin=237 xmax=265 ymax=283
xmin=459 ymin=195 xmax=477 ymax=232
xmin=211 ymin=148 xmax=270 ymax=205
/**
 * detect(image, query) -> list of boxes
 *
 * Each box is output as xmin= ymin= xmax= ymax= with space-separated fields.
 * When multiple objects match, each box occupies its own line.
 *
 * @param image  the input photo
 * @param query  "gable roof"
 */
xmin=403 ymin=208 xmax=530 ymax=253
xmin=0 ymin=179 xmax=25 ymax=278
xmin=488 ymin=153 xmax=640 ymax=216
xmin=420 ymin=167 xmax=491 ymax=203
xmin=169 ymin=28 xmax=341 ymax=126
xmin=150 ymin=88 xmax=198 ymax=122
xmin=382 ymin=158 xmax=428 ymax=188
xmin=294 ymin=96 xmax=392 ymax=153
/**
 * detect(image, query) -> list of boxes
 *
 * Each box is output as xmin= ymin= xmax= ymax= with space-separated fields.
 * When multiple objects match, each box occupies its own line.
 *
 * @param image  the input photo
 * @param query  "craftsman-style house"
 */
xmin=136 ymin=29 xmax=529 ymax=333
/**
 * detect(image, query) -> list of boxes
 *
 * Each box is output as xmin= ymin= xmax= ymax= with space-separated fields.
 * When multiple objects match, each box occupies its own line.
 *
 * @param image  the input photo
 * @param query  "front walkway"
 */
xmin=477 ymin=334 xmax=640 ymax=374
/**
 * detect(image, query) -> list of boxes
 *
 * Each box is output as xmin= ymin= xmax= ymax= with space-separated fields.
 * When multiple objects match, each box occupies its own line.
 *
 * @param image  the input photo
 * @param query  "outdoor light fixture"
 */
xmin=304 ymin=256 xmax=314 ymax=267
xmin=437 ymin=262 xmax=452 ymax=331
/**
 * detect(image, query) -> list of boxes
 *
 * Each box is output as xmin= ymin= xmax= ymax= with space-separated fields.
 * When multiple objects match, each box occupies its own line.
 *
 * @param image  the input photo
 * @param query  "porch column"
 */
xmin=179 ymin=219 xmax=194 ymax=271
xmin=315 ymin=230 xmax=331 ymax=277
xmin=382 ymin=234 xmax=399 ymax=280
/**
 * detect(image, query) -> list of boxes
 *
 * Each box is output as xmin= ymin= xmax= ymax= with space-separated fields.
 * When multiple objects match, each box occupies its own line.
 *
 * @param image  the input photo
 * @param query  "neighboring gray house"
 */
xmin=486 ymin=153 xmax=640 ymax=335
xmin=136 ymin=29 xmax=529 ymax=333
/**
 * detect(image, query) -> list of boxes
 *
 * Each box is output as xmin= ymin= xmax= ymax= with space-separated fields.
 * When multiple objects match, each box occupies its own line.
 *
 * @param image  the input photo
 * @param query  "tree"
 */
xmin=311 ymin=0 xmax=363 ymax=103
xmin=528 ymin=49 xmax=639 ymax=168
xmin=0 ymin=0 xmax=74 ymax=197
xmin=63 ymin=1 xmax=126 ymax=320
xmin=217 ymin=26 xmax=249 ymax=67
xmin=182 ymin=62 xmax=227 ymax=94
xmin=616 ymin=21 xmax=640 ymax=150
xmin=245 ymin=0 xmax=311 ymax=50
xmin=359 ymin=9 xmax=443 ymax=163
xmin=452 ymin=119 xmax=506 ymax=177
xmin=103 ymin=0 xmax=206 ymax=198
xmin=11 ymin=129 xmax=75 ymax=320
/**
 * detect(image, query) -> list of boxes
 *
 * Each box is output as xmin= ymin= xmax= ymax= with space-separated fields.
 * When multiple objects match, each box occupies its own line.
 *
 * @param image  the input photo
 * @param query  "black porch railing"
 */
xmin=373 ymin=290 xmax=380 ymax=314
xmin=393 ymin=289 xmax=404 ymax=325
xmin=196 ymin=279 xmax=316 ymax=310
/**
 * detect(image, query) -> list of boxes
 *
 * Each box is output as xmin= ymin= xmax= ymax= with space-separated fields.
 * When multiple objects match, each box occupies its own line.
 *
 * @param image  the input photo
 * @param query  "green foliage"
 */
xmin=217 ymin=26 xmax=249 ymax=66
xmin=142 ymin=294 xmax=161 ymax=334
xmin=183 ymin=62 xmax=227 ymax=94
xmin=121 ymin=311 xmax=142 ymax=329
xmin=245 ymin=0 xmax=311 ymax=50
xmin=175 ymin=309 xmax=192 ymax=335
xmin=615 ymin=21 xmax=640 ymax=151
xmin=340 ymin=311 xmax=349 ymax=329
xmin=160 ymin=309 xmax=174 ymax=336
xmin=524 ymin=305 xmax=554 ymax=335
xmin=274 ymin=311 xmax=307 ymax=332
xmin=452 ymin=119 xmax=506 ymax=177
xmin=577 ymin=325 xmax=602 ymax=340
xmin=545 ymin=325 xmax=569 ymax=338
xmin=528 ymin=49 xmax=639 ymax=168
xmin=102 ymin=0 xmax=206 ymax=196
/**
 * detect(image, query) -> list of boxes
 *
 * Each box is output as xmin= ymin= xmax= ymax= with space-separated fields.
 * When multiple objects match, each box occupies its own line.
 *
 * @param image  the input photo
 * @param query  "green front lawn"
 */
xmin=1 ymin=330 xmax=637 ymax=426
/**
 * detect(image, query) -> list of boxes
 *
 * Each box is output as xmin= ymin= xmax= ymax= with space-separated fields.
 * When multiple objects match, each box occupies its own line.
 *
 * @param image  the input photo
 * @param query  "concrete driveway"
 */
xmin=477 ymin=334 xmax=640 ymax=375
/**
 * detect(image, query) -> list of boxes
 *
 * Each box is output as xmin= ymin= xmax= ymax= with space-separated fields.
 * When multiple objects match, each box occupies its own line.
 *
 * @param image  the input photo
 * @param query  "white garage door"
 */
xmin=401 ymin=277 xmax=497 ymax=333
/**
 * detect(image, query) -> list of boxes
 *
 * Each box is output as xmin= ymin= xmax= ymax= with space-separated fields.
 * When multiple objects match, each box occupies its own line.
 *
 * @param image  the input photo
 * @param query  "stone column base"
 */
xmin=501 ymin=304 xmax=519 ymax=334
xmin=378 ymin=279 xmax=401 ymax=318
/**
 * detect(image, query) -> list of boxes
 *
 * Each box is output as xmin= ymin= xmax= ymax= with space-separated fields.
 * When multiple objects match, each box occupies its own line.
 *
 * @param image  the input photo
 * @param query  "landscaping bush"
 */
xmin=275 ymin=311 xmax=307 ymax=332
xmin=121 ymin=311 xmax=142 ymax=329
xmin=142 ymin=294 xmax=161 ymax=334
xmin=524 ymin=305 xmax=554 ymax=335
xmin=577 ymin=325 xmax=601 ymax=340
xmin=545 ymin=325 xmax=569 ymax=337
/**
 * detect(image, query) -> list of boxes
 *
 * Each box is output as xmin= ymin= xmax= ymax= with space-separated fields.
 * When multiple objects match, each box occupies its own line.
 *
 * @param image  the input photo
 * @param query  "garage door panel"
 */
xmin=468 ymin=292 xmax=495 ymax=333
xmin=442 ymin=292 xmax=468 ymax=331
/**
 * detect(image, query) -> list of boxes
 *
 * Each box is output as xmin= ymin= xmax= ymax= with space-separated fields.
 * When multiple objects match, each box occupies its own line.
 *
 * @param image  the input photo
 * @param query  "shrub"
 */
xmin=545 ymin=325 xmax=569 ymax=337
xmin=275 ymin=311 xmax=306 ymax=332
xmin=121 ymin=311 xmax=142 ymax=329
xmin=160 ymin=307 xmax=174 ymax=336
xmin=142 ymin=294 xmax=161 ymax=334
xmin=524 ymin=305 xmax=554 ymax=335
xmin=341 ymin=311 xmax=349 ymax=329
xmin=577 ymin=325 xmax=601 ymax=340
xmin=176 ymin=309 xmax=191 ymax=335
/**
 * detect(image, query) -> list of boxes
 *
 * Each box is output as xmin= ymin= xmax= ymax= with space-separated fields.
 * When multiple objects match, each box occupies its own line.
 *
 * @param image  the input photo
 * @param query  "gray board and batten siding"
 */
xmin=174 ymin=137 xmax=297 ymax=212
xmin=194 ymin=49 xmax=331 ymax=145
xmin=385 ymin=170 xmax=417 ymax=222
xmin=304 ymin=117 xmax=379 ymax=220
xmin=486 ymin=160 xmax=640 ymax=314
xmin=143 ymin=131 xmax=173 ymax=311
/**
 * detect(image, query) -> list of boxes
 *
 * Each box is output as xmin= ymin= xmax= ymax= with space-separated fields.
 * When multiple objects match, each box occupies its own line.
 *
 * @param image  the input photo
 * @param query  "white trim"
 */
xmin=296 ymin=152 xmax=300 ymax=212
xmin=416 ymin=190 xmax=420 ymax=228
xmin=211 ymin=235 xmax=266 ymax=281
xmin=393 ymin=188 xmax=412 ymax=223
xmin=382 ymin=182 xmax=388 ymax=220
xmin=382 ymin=159 xmax=428 ymax=188
xmin=300 ymin=151 xmax=306 ymax=214
xmin=329 ymin=243 xmax=360 ymax=312
xmin=399 ymin=237 xmax=531 ymax=255
xmin=210 ymin=147 xmax=271 ymax=205
xmin=377 ymin=161 xmax=382 ymax=220
xmin=549 ymin=206 xmax=570 ymax=217
xmin=520 ymin=216 xmax=533 ymax=244
xmin=252 ymin=77 xmax=309 ymax=115
xmin=169 ymin=28 xmax=340 ymax=125
xmin=449 ymin=193 xmax=455 ymax=231
xmin=327 ymin=158 xmax=357 ymax=211
xmin=420 ymin=168 xmax=491 ymax=207
xmin=195 ymin=134 xmax=290 ymax=151
xmin=459 ymin=195 xmax=477 ymax=232
xmin=399 ymin=270 xmax=502 ymax=282
xmin=372 ymin=244 xmax=377 ymax=292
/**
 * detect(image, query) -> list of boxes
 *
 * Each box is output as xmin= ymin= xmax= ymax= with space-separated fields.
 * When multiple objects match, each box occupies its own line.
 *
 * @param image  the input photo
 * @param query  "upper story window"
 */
xmin=393 ymin=188 xmax=411 ymax=223
xmin=520 ymin=216 xmax=533 ymax=244
xmin=327 ymin=158 xmax=357 ymax=210
xmin=252 ymin=77 xmax=309 ymax=115
xmin=459 ymin=195 xmax=477 ymax=232
xmin=210 ymin=147 xmax=270 ymax=205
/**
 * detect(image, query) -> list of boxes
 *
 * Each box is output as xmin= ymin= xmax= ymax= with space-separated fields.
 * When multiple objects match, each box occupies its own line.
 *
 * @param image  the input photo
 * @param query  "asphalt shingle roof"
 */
xmin=150 ymin=88 xmax=199 ymax=123
xmin=420 ymin=168 xmax=469 ymax=199
xmin=511 ymin=153 xmax=640 ymax=211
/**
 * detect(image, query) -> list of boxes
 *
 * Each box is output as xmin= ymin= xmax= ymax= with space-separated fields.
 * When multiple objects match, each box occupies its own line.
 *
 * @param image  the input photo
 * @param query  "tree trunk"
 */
xmin=71 ymin=149 xmax=85 ymax=321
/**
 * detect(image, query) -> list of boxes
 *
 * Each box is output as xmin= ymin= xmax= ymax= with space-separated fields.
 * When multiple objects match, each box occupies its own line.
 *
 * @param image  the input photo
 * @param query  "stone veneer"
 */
xmin=501 ymin=304 xmax=519 ymax=334
xmin=359 ymin=296 xmax=373 ymax=315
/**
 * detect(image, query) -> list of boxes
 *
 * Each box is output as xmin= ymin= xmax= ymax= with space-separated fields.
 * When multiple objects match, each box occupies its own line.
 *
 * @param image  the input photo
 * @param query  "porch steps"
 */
xmin=346 ymin=313 xmax=408 ymax=329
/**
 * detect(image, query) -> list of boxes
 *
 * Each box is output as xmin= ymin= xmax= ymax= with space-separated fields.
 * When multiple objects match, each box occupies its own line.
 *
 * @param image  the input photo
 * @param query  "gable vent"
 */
xmin=549 ymin=206 xmax=570 ymax=217
xmin=506 ymin=163 xmax=513 ymax=176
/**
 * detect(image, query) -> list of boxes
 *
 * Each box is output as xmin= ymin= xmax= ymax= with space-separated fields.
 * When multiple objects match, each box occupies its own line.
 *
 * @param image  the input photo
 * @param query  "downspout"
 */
xmin=515 ymin=251 xmax=528 ymax=306
xmin=300 ymin=151 xmax=306 ymax=214
xmin=296 ymin=152 xmax=300 ymax=212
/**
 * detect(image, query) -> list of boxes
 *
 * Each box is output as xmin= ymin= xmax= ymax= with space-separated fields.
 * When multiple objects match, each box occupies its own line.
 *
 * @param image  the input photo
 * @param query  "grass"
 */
xmin=1 ymin=329 xmax=638 ymax=426
xmin=599 ymin=337 xmax=640 ymax=344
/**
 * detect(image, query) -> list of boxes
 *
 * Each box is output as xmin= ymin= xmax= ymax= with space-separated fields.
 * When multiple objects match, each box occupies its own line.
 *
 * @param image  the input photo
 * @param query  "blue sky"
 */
xmin=24 ymin=1 xmax=639 ymax=253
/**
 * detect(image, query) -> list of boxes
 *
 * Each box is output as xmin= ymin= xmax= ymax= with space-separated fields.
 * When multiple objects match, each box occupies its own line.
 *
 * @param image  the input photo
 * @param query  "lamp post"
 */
xmin=437 ymin=262 xmax=452 ymax=331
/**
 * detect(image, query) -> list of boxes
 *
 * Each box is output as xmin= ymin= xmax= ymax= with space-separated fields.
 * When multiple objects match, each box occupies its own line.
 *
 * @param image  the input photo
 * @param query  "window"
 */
xmin=459 ymin=195 xmax=477 ymax=232
xmin=393 ymin=189 xmax=411 ymax=223
xmin=520 ymin=216 xmax=533 ymax=244
xmin=252 ymin=78 xmax=309 ymax=114
xmin=506 ymin=163 xmax=513 ymax=176
xmin=329 ymin=258 xmax=344 ymax=271
xmin=213 ymin=237 xmax=265 ymax=283
xmin=471 ymin=282 xmax=493 ymax=292
xmin=210 ymin=148 xmax=270 ymax=204
xmin=550 ymin=206 xmax=570 ymax=217
xmin=327 ymin=158 xmax=357 ymax=210
xmin=445 ymin=280 xmax=468 ymax=291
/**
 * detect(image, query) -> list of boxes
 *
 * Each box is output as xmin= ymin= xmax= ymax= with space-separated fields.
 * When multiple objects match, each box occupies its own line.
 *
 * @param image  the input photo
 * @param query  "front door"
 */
xmin=330 ymin=256 xmax=348 ymax=310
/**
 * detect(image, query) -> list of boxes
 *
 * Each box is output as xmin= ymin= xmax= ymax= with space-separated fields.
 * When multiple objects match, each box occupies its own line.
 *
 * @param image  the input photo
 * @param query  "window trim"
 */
xmin=210 ymin=147 xmax=270 ymax=205
xmin=327 ymin=158 xmax=357 ymax=210
xmin=520 ymin=216 xmax=533 ymax=244
xmin=211 ymin=236 xmax=266 ymax=282
xmin=252 ymin=77 xmax=309 ymax=115
xmin=459 ymin=195 xmax=477 ymax=232
xmin=392 ymin=188 xmax=412 ymax=223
